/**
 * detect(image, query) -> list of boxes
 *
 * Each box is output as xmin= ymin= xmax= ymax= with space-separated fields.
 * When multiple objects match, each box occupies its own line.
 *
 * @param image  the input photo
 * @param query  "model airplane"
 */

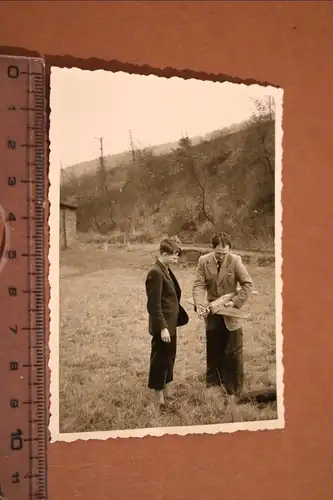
xmin=186 ymin=289 xmax=258 ymax=320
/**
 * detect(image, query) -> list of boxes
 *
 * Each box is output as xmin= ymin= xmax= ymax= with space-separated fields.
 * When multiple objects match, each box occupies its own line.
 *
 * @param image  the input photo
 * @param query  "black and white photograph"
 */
xmin=48 ymin=67 xmax=283 ymax=441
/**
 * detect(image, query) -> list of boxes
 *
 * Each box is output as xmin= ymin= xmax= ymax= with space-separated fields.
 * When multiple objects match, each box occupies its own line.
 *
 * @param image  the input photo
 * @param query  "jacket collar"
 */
xmin=155 ymin=258 xmax=174 ymax=286
xmin=207 ymin=252 xmax=231 ymax=284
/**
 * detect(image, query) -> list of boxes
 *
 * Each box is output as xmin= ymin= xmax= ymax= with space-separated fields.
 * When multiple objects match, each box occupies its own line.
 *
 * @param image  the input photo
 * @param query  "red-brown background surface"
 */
xmin=1 ymin=1 xmax=333 ymax=499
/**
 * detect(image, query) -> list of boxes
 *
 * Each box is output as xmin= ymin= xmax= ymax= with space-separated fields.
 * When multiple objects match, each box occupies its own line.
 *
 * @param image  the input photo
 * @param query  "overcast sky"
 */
xmin=50 ymin=67 xmax=277 ymax=170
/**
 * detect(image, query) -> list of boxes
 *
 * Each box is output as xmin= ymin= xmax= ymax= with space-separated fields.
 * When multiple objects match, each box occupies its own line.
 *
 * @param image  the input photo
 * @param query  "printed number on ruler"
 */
xmin=0 ymin=56 xmax=48 ymax=500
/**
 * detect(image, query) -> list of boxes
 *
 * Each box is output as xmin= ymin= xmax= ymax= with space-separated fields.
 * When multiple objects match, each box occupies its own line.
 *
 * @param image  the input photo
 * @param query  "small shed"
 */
xmin=60 ymin=198 xmax=78 ymax=250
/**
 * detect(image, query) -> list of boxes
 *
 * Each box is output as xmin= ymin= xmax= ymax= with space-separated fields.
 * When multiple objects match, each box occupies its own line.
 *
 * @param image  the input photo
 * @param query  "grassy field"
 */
xmin=59 ymin=242 xmax=277 ymax=433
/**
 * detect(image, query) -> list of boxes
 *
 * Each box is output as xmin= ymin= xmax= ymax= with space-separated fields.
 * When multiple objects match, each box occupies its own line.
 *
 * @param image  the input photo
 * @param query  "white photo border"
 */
xmin=48 ymin=67 xmax=284 ymax=442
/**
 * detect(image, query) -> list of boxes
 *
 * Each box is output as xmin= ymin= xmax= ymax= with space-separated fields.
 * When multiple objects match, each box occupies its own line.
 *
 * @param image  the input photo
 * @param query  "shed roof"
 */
xmin=60 ymin=198 xmax=79 ymax=210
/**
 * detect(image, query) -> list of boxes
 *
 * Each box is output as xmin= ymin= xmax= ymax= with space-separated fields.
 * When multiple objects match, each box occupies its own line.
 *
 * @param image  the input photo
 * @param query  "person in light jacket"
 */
xmin=192 ymin=232 xmax=253 ymax=397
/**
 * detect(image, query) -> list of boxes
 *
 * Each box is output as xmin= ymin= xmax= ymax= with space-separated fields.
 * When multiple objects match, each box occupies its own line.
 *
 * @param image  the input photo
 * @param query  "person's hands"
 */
xmin=161 ymin=328 xmax=171 ymax=343
xmin=196 ymin=304 xmax=209 ymax=319
xmin=224 ymin=301 xmax=235 ymax=308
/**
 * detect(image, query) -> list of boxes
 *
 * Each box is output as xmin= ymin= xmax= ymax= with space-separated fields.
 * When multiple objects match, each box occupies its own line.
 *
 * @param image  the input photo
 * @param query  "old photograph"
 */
xmin=48 ymin=66 xmax=283 ymax=441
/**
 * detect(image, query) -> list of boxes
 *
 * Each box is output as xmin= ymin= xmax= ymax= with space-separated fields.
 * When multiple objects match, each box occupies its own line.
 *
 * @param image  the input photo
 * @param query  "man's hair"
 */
xmin=159 ymin=238 xmax=181 ymax=255
xmin=211 ymin=231 xmax=232 ymax=249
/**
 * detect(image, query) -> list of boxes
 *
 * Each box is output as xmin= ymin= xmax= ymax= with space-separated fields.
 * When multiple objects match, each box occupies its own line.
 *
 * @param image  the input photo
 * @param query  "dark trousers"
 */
xmin=148 ymin=333 xmax=177 ymax=391
xmin=206 ymin=316 xmax=244 ymax=395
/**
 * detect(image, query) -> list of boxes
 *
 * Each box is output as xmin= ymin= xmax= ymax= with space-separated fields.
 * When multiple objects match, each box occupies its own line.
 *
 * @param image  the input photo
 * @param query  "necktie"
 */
xmin=217 ymin=261 xmax=221 ymax=273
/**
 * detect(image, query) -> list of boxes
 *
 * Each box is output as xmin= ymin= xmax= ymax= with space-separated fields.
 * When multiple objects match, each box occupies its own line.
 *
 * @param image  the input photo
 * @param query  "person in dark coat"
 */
xmin=145 ymin=238 xmax=189 ymax=408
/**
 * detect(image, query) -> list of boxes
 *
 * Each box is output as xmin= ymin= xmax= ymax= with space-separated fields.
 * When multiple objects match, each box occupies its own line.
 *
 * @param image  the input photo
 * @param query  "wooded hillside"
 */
xmin=60 ymin=98 xmax=276 ymax=250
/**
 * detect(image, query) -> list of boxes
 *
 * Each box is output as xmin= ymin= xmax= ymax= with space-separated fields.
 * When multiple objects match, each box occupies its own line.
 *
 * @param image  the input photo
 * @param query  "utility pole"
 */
xmin=129 ymin=130 xmax=136 ymax=165
xmin=96 ymin=136 xmax=104 ymax=158
xmin=60 ymin=160 xmax=63 ymax=183
xmin=95 ymin=136 xmax=106 ymax=185
xmin=95 ymin=136 xmax=115 ymax=227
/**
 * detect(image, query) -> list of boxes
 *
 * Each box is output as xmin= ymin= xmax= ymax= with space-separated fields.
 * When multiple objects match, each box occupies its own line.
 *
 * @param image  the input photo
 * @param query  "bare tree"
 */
xmin=247 ymin=97 xmax=275 ymax=183
xmin=174 ymin=136 xmax=216 ymax=226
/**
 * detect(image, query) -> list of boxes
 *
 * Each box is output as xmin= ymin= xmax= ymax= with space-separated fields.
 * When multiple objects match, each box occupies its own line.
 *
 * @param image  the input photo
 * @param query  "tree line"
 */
xmin=60 ymin=97 xmax=276 ymax=250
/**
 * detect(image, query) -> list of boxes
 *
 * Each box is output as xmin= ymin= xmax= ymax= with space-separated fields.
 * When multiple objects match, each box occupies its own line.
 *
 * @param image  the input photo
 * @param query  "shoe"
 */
xmin=164 ymin=394 xmax=177 ymax=402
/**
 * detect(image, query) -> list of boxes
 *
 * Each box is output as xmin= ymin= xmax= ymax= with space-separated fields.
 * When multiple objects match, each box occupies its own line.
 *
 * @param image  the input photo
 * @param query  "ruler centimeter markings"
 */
xmin=0 ymin=56 xmax=48 ymax=500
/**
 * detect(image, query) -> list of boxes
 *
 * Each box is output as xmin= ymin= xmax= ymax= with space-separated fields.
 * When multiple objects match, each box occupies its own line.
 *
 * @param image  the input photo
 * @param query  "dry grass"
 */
xmin=59 ymin=243 xmax=277 ymax=433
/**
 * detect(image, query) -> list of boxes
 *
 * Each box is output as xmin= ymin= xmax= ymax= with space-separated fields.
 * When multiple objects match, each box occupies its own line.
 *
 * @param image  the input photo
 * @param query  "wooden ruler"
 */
xmin=0 ymin=55 xmax=48 ymax=500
